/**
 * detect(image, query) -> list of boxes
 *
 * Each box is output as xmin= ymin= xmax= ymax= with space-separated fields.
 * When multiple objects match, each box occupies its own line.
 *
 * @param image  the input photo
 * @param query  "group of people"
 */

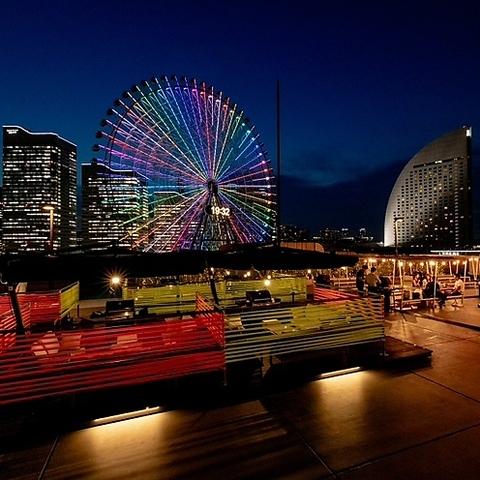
xmin=355 ymin=264 xmax=465 ymax=308
xmin=355 ymin=265 xmax=389 ymax=294
xmin=412 ymin=272 xmax=464 ymax=307
xmin=355 ymin=265 xmax=391 ymax=312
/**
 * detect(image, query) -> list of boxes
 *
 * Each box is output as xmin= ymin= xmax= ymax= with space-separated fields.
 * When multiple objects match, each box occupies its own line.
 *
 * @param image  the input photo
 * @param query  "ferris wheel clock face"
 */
xmin=95 ymin=75 xmax=277 ymax=252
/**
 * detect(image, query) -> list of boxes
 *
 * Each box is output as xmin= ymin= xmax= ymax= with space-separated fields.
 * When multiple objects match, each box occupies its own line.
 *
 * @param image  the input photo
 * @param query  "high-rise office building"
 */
xmin=0 ymin=187 xmax=4 ymax=254
xmin=2 ymin=125 xmax=77 ymax=252
xmin=384 ymin=127 xmax=472 ymax=249
xmin=148 ymin=191 xmax=198 ymax=251
xmin=81 ymin=161 xmax=148 ymax=248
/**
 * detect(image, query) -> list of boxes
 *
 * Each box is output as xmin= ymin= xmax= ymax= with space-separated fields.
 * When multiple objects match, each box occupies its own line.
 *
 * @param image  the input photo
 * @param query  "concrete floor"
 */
xmin=421 ymin=297 xmax=480 ymax=329
xmin=3 ymin=310 xmax=480 ymax=479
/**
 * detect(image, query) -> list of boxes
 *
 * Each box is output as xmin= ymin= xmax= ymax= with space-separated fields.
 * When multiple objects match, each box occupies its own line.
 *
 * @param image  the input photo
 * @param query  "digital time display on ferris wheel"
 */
xmin=206 ymin=205 xmax=230 ymax=217
xmin=213 ymin=206 xmax=230 ymax=216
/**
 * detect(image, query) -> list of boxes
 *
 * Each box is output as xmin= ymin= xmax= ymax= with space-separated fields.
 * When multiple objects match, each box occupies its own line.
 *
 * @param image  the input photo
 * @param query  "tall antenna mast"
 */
xmin=276 ymin=79 xmax=281 ymax=245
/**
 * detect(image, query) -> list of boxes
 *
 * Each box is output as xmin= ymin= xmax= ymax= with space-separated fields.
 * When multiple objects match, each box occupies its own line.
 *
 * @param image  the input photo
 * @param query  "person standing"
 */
xmin=306 ymin=274 xmax=314 ymax=300
xmin=366 ymin=267 xmax=381 ymax=293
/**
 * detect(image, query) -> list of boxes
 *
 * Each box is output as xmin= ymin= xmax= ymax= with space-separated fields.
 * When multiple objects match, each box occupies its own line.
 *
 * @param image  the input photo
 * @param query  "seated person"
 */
xmin=365 ymin=267 xmax=381 ymax=293
xmin=451 ymin=274 xmax=465 ymax=297
xmin=423 ymin=275 xmax=447 ymax=307
xmin=443 ymin=274 xmax=464 ymax=298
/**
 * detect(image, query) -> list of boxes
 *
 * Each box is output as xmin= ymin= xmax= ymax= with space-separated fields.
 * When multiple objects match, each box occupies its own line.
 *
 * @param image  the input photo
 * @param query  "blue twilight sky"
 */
xmin=1 ymin=0 xmax=479 ymax=238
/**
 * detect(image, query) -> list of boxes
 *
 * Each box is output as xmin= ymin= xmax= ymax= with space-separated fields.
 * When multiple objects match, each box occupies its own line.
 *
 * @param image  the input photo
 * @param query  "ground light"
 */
xmin=91 ymin=406 xmax=163 ymax=427
xmin=319 ymin=366 xmax=362 ymax=379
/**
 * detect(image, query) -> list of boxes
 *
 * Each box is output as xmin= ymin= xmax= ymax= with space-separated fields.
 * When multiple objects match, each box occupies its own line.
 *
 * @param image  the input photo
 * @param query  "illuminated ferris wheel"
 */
xmin=94 ymin=75 xmax=277 ymax=252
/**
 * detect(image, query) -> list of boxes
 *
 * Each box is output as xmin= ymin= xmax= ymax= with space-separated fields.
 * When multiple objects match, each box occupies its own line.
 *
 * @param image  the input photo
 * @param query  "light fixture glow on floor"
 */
xmin=91 ymin=406 xmax=162 ymax=426
xmin=319 ymin=366 xmax=362 ymax=379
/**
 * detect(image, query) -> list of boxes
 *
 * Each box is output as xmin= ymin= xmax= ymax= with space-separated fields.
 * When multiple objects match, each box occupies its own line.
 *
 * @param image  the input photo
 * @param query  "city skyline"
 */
xmin=0 ymin=1 xmax=479 ymax=238
xmin=0 ymin=123 xmax=375 ymax=254
xmin=1 ymin=123 xmax=476 ymax=250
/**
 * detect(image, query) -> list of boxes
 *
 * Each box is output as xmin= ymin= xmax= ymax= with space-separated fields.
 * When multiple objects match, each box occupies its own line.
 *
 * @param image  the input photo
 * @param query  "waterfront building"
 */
xmin=2 ymin=125 xmax=77 ymax=252
xmin=384 ymin=127 xmax=472 ymax=249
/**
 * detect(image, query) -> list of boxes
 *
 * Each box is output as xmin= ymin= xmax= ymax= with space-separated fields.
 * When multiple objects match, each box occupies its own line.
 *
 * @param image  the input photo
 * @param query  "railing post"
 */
xmin=8 ymin=284 xmax=25 ymax=335
xmin=209 ymin=272 xmax=219 ymax=305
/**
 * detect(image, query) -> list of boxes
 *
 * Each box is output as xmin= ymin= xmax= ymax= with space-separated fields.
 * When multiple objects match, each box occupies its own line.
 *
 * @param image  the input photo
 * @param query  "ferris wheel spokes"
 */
xmin=96 ymin=76 xmax=277 ymax=251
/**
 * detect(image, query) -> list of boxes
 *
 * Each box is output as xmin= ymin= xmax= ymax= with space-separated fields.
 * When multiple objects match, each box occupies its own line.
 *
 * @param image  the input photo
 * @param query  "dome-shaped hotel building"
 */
xmin=384 ymin=127 xmax=472 ymax=249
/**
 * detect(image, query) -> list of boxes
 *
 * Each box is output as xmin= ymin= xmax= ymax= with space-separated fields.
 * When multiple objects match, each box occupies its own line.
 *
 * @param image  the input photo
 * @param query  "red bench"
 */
xmin=0 ymin=314 xmax=225 ymax=406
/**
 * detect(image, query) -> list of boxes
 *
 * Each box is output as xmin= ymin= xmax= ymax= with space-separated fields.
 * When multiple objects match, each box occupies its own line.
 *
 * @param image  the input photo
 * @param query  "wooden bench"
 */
xmin=226 ymin=300 xmax=385 ymax=366
xmin=393 ymin=293 xmax=464 ymax=311
xmin=238 ymin=304 xmax=357 ymax=333
xmin=237 ymin=301 xmax=382 ymax=331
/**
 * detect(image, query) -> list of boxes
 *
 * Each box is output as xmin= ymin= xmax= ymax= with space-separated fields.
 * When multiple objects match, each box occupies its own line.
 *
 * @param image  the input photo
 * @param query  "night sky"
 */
xmin=1 ymin=0 xmax=479 ymax=240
